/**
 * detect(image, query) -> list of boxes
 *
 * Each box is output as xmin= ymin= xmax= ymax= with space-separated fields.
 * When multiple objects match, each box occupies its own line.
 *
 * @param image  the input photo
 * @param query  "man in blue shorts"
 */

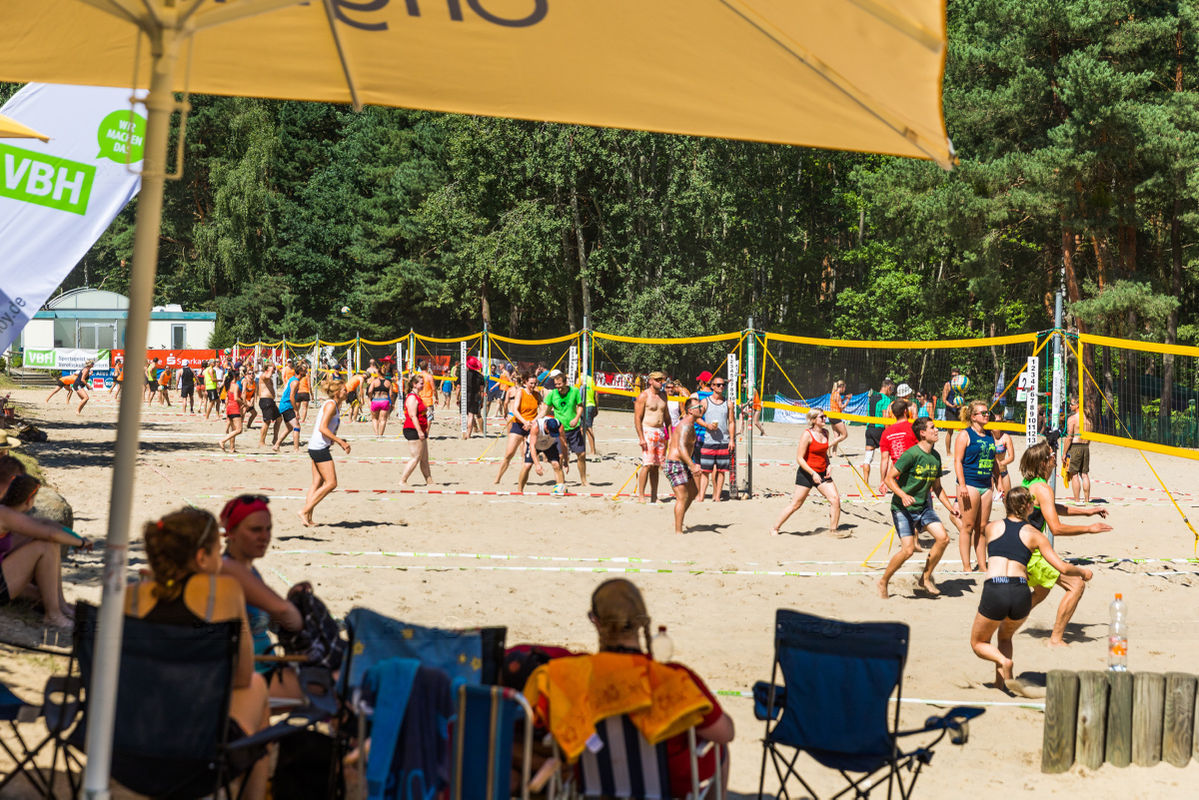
xmin=877 ymin=417 xmax=959 ymax=598
xmin=546 ymin=371 xmax=588 ymax=486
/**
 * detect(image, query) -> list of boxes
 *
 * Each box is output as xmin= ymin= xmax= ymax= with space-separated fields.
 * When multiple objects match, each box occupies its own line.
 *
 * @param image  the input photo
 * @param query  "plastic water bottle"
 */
xmin=1108 ymin=593 xmax=1128 ymax=672
xmin=652 ymin=625 xmax=674 ymax=663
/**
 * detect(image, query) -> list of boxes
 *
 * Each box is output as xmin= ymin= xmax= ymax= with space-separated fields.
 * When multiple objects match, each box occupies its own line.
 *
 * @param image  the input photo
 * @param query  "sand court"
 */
xmin=3 ymin=387 xmax=1199 ymax=797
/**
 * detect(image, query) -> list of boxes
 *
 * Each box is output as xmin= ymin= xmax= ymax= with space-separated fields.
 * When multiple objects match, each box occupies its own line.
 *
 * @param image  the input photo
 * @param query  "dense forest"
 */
xmin=5 ymin=0 xmax=1198 ymax=350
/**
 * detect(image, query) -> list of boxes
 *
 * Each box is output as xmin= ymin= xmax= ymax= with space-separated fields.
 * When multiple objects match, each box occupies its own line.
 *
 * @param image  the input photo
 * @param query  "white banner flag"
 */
xmin=0 ymin=83 xmax=144 ymax=353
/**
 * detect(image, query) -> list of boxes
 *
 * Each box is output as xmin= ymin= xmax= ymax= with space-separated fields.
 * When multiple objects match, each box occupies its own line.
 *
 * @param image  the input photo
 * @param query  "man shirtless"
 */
xmin=257 ymin=363 xmax=282 ymax=447
xmin=634 ymin=370 xmax=670 ymax=503
xmin=1062 ymin=400 xmax=1091 ymax=502
xmin=664 ymin=397 xmax=704 ymax=534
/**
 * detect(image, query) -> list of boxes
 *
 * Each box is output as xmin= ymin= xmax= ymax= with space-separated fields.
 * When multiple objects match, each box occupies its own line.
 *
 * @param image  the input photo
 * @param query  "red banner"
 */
xmin=112 ymin=349 xmax=219 ymax=369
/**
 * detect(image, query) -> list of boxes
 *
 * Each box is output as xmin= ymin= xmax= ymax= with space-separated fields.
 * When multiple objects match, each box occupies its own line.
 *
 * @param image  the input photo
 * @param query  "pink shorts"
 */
xmin=641 ymin=427 xmax=667 ymax=467
xmin=370 ymin=398 xmax=391 ymax=413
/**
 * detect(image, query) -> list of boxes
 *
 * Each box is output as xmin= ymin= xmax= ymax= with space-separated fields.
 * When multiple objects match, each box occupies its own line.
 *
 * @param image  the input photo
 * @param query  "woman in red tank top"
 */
xmin=770 ymin=408 xmax=842 ymax=536
xmin=400 ymin=374 xmax=434 ymax=486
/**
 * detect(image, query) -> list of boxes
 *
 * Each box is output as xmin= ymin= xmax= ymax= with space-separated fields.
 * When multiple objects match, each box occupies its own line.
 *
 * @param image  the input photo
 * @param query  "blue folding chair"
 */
xmin=755 ymin=609 xmax=983 ymax=800
xmin=449 ymin=684 xmax=534 ymax=800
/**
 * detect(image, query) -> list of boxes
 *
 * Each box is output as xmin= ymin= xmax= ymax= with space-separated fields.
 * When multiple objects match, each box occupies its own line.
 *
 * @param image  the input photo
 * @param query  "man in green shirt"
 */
xmin=878 ymin=417 xmax=959 ymax=598
xmin=546 ymin=371 xmax=588 ymax=485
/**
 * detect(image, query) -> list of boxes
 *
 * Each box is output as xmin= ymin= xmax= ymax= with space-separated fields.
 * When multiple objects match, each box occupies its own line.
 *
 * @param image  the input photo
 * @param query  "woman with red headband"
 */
xmin=219 ymin=495 xmax=308 ymax=697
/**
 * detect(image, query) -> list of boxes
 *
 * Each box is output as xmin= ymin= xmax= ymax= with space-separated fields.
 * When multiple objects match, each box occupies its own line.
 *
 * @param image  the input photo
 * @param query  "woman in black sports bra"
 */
xmin=969 ymin=486 xmax=1093 ymax=696
xmin=124 ymin=508 xmax=271 ymax=799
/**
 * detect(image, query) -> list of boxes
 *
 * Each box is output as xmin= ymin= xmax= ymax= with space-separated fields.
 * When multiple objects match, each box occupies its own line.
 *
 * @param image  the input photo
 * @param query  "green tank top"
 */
xmin=1020 ymin=476 xmax=1051 ymax=543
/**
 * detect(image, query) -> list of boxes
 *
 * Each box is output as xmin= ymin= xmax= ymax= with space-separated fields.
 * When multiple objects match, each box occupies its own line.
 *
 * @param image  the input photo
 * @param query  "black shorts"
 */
xmin=259 ymin=398 xmax=280 ymax=422
xmin=509 ymin=421 xmax=527 ymax=437
xmin=147 ymin=380 xmax=158 ymax=392
xmin=207 ymin=388 xmax=219 ymax=402
xmin=0 ymin=569 xmax=10 ymax=606
xmin=403 ymin=427 xmax=424 ymax=441
xmin=525 ymin=444 xmax=561 ymax=464
xmin=295 ymin=392 xmax=310 ymax=403
xmin=181 ymin=386 xmax=194 ymax=398
xmin=308 ymin=447 xmax=332 ymax=463
xmin=864 ymin=426 xmax=882 ymax=449
xmin=977 ymin=577 xmax=1032 ymax=622
xmin=467 ymin=395 xmax=482 ymax=416
xmin=280 ymin=407 xmax=297 ymax=426
xmin=795 ymin=468 xmax=830 ymax=489
xmin=564 ymin=427 xmax=585 ymax=454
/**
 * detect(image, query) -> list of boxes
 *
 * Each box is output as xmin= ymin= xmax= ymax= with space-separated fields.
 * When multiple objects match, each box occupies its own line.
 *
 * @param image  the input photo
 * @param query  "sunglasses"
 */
xmin=232 ymin=494 xmax=270 ymax=506
xmin=711 ymin=381 xmax=726 ymax=387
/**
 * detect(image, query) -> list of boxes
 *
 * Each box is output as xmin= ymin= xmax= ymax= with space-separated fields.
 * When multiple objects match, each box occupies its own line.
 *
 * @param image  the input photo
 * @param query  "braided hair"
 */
xmin=143 ymin=508 xmax=219 ymax=601
xmin=591 ymin=578 xmax=656 ymax=659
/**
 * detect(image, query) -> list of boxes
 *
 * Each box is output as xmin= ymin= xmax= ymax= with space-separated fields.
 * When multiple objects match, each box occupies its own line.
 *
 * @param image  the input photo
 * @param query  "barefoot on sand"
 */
xmin=919 ymin=576 xmax=941 ymax=596
xmin=876 ymin=578 xmax=889 ymax=599
xmin=297 ymin=510 xmax=314 ymax=528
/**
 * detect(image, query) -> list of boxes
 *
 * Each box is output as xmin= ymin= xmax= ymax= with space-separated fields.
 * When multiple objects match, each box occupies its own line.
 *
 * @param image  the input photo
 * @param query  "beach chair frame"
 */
xmin=754 ymin=609 xmax=983 ymax=800
xmin=450 ymin=683 xmax=535 ymax=800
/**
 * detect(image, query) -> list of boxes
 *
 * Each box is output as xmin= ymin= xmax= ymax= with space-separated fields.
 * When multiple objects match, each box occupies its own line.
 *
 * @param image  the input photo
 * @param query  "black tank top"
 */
xmin=987 ymin=519 xmax=1033 ymax=565
xmin=136 ymin=573 xmax=217 ymax=626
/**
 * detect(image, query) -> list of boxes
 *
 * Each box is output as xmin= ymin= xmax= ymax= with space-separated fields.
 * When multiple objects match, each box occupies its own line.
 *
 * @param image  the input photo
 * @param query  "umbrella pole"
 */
xmin=81 ymin=26 xmax=181 ymax=800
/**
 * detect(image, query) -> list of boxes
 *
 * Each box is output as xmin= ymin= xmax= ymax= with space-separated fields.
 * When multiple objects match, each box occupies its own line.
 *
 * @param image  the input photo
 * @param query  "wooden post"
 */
xmin=1106 ymin=671 xmax=1133 ymax=767
xmin=1163 ymin=673 xmax=1196 ymax=767
xmin=1132 ymin=672 xmax=1165 ymax=766
xmin=1042 ymin=670 xmax=1079 ymax=773
xmin=1075 ymin=671 xmax=1109 ymax=769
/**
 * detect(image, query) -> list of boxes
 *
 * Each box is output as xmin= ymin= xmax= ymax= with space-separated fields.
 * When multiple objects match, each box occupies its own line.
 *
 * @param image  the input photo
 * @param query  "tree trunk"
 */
xmin=570 ymin=184 xmax=592 ymax=323
xmin=480 ymin=275 xmax=491 ymax=328
xmin=1063 ymin=225 xmax=1098 ymax=430
xmin=1162 ymin=197 xmax=1182 ymax=442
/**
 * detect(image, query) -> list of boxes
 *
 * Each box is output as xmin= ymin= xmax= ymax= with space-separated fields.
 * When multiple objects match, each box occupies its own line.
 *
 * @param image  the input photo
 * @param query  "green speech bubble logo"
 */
xmin=97 ymin=110 xmax=147 ymax=163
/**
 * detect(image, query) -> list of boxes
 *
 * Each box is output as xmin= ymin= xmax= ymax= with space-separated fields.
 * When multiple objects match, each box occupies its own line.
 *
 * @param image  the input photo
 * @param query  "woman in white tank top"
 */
xmin=299 ymin=379 xmax=350 ymax=527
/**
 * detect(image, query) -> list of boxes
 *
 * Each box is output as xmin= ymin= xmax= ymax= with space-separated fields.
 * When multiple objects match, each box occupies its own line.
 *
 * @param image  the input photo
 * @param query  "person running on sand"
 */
xmin=179 ymin=360 xmax=196 ymax=413
xmin=771 ymin=409 xmax=841 ymax=536
xmin=296 ymin=362 xmax=312 ymax=424
xmin=954 ymin=400 xmax=997 ymax=571
xmin=144 ymin=358 xmax=159 ymax=402
xmin=46 ymin=360 xmax=94 ymax=414
xmin=400 ymin=374 xmax=435 ymax=486
xmin=494 ymin=373 xmax=543 ymax=484
xmin=110 ymin=357 xmax=124 ymax=398
xmin=664 ymin=397 xmax=704 ymax=534
xmin=634 ymin=371 xmax=670 ymax=502
xmin=299 ymin=379 xmax=350 ymax=527
xmin=1019 ymin=441 xmax=1111 ymax=647
xmin=219 ymin=371 xmax=245 ymax=453
xmin=127 ymin=507 xmax=271 ymax=799
xmin=970 ymin=486 xmax=1092 ymax=695
xmin=877 ymin=417 xmax=959 ymax=598
xmin=1 ymin=474 xmax=90 ymax=628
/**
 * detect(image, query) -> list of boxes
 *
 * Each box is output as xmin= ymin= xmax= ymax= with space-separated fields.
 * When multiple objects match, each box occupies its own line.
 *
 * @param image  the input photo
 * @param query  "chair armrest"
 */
xmin=752 ymin=681 xmax=785 ymax=721
xmin=227 ymin=716 xmax=316 ymax=752
xmin=897 ymin=706 xmax=985 ymax=738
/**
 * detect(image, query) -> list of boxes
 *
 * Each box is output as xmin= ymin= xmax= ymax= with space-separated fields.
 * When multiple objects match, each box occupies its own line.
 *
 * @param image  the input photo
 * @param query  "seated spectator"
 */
xmin=126 ymin=507 xmax=270 ymax=800
xmin=1 ymin=473 xmax=88 ymax=628
xmin=218 ymin=495 xmax=308 ymax=698
xmin=524 ymin=579 xmax=733 ymax=795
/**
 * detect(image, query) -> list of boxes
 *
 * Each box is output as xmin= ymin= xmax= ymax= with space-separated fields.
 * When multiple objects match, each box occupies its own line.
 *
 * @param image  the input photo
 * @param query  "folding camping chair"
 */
xmin=56 ymin=601 xmax=315 ymax=799
xmin=549 ymin=715 xmax=723 ymax=800
xmin=0 ymin=679 xmax=56 ymax=796
xmin=333 ymin=608 xmax=508 ymax=796
xmin=755 ymin=609 xmax=983 ymax=800
xmin=449 ymin=684 xmax=534 ymax=800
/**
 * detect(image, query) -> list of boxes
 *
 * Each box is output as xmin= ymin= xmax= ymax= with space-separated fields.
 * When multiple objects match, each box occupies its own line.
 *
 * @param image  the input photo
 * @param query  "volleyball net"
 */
xmin=758 ymin=331 xmax=1043 ymax=432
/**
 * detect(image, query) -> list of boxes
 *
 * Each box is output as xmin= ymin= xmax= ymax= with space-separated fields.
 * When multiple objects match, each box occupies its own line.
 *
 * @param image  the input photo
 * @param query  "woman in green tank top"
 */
xmin=1017 ymin=442 xmax=1113 ymax=647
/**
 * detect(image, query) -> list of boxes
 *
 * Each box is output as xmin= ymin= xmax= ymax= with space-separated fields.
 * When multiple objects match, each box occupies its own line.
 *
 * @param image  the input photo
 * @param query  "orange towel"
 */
xmin=523 ymin=652 xmax=713 ymax=761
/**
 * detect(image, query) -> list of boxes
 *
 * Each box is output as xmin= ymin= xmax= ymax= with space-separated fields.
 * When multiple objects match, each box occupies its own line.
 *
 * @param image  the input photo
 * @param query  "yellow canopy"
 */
xmin=2 ymin=0 xmax=953 ymax=166
xmin=0 ymin=112 xmax=50 ymax=141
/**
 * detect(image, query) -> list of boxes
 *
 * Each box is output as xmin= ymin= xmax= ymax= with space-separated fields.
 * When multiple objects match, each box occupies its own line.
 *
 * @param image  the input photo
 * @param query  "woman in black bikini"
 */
xmin=969 ymin=486 xmax=1092 ymax=695
xmin=125 ymin=507 xmax=271 ymax=799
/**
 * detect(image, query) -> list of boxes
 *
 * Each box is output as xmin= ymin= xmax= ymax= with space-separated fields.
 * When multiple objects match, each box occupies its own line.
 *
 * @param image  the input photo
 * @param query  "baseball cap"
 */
xmin=896 ymin=383 xmax=913 ymax=397
xmin=696 ymin=370 xmax=713 ymax=383
xmin=547 ymin=369 xmax=564 ymax=380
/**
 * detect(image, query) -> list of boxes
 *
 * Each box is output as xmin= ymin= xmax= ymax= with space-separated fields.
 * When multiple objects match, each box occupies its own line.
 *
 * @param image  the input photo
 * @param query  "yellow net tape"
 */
xmin=1063 ymin=336 xmax=1199 ymax=550
xmin=360 ymin=337 xmax=405 ymax=346
xmin=592 ymin=331 xmax=741 ymax=345
xmin=414 ymin=332 xmax=483 ymax=344
xmin=488 ymin=332 xmax=580 ymax=346
xmin=321 ymin=338 xmax=356 ymax=348
xmin=1078 ymin=332 xmax=1199 ymax=358
xmin=759 ymin=398 xmax=1025 ymax=433
xmin=761 ymin=339 xmax=808 ymax=405
xmin=764 ymin=331 xmax=1038 ymax=350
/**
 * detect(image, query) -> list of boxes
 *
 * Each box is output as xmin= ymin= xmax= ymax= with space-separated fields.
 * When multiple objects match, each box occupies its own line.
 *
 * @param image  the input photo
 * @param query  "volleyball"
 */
xmin=952 ymin=374 xmax=970 ymax=392
xmin=340 ymin=305 xmax=350 ymax=314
